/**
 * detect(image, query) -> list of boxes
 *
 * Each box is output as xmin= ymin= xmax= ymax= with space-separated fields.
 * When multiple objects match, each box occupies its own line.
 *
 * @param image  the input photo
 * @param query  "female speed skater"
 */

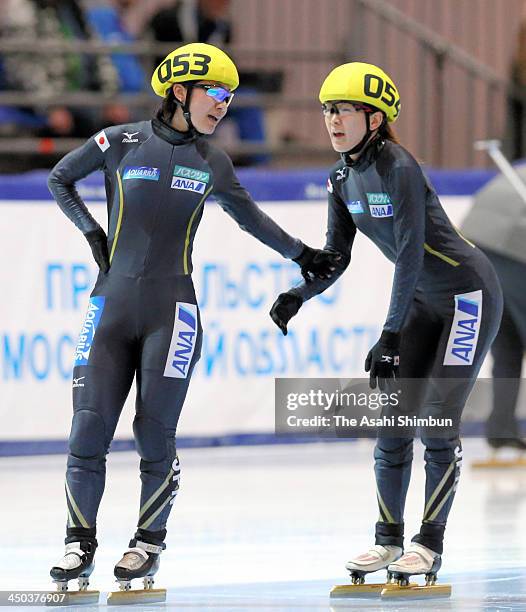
xmin=47 ymin=42 xmax=338 ymax=599
xmin=269 ymin=62 xmax=503 ymax=591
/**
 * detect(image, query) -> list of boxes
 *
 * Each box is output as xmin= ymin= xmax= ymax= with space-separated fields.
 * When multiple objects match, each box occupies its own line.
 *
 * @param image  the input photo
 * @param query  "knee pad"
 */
xmin=422 ymin=437 xmax=462 ymax=465
xmin=133 ymin=415 xmax=170 ymax=463
xmin=69 ymin=408 xmax=107 ymax=459
xmin=374 ymin=438 xmax=413 ymax=466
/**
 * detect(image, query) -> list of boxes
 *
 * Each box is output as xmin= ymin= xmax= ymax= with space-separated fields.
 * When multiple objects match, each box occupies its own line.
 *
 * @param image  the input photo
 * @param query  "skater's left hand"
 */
xmin=269 ymin=291 xmax=303 ymax=335
xmin=365 ymin=331 xmax=400 ymax=391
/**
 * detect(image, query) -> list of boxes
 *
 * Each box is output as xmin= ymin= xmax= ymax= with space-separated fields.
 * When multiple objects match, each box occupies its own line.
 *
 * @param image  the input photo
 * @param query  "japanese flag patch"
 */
xmin=94 ymin=130 xmax=110 ymax=152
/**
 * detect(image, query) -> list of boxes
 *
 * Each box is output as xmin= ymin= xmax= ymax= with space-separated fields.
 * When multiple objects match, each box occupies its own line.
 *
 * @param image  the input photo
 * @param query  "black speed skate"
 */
xmin=50 ymin=540 xmax=99 ymax=604
xmin=107 ymin=540 xmax=166 ymax=605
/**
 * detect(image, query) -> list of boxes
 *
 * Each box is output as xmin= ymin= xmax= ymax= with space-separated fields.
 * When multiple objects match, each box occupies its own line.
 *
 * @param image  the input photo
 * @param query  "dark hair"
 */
xmin=366 ymin=105 xmax=400 ymax=144
xmin=380 ymin=121 xmax=400 ymax=144
xmin=161 ymin=87 xmax=178 ymax=121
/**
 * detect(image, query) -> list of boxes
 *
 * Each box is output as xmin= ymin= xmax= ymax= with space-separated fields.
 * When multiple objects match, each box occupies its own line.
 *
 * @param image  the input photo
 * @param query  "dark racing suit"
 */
xmin=48 ymin=113 xmax=304 ymax=548
xmin=291 ymin=137 xmax=503 ymax=554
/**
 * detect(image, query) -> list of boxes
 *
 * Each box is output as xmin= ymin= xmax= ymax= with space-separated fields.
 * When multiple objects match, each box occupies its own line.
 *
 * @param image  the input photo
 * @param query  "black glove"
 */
xmin=85 ymin=227 xmax=110 ymax=273
xmin=365 ymin=331 xmax=400 ymax=390
xmin=269 ymin=292 xmax=303 ymax=335
xmin=293 ymin=245 xmax=341 ymax=283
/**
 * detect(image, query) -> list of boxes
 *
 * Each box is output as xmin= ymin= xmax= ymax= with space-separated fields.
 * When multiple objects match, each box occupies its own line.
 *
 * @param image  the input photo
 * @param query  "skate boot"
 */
xmin=50 ymin=540 xmax=99 ymax=604
xmin=488 ymin=437 xmax=526 ymax=451
xmin=330 ymin=545 xmax=405 ymax=598
xmin=382 ymin=542 xmax=451 ymax=599
xmin=472 ymin=437 xmax=526 ymax=468
xmin=107 ymin=540 xmax=166 ymax=605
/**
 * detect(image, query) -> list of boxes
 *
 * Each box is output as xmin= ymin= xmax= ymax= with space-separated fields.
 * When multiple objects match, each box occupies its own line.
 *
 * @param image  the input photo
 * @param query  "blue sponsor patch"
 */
xmin=367 ymin=192 xmax=392 ymax=205
xmin=346 ymin=200 xmax=364 ymax=214
xmin=75 ymin=296 xmax=106 ymax=365
xmin=164 ymin=302 xmax=198 ymax=378
xmin=123 ymin=166 xmax=160 ymax=181
xmin=171 ymin=177 xmax=207 ymax=194
xmin=173 ymin=164 xmax=210 ymax=183
xmin=444 ymin=290 xmax=482 ymax=366
xmin=369 ymin=204 xmax=393 ymax=218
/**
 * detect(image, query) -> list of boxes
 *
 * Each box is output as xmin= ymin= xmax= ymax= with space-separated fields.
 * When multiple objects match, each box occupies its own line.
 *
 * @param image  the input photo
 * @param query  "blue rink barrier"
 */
xmin=0 ymin=166 xmax=500 ymax=201
xmin=0 ymin=434 xmax=350 ymax=457
xmin=0 ymin=165 xmax=511 ymax=456
xmin=0 ymin=421 xmax=509 ymax=457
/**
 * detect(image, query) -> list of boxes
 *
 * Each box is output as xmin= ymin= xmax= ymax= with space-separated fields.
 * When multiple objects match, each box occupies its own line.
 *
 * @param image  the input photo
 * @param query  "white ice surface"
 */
xmin=2 ymin=439 xmax=526 ymax=610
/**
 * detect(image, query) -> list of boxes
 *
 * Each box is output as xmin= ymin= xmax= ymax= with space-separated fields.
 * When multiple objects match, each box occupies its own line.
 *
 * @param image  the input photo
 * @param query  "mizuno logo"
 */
xmin=122 ymin=131 xmax=139 ymax=143
xmin=72 ymin=376 xmax=85 ymax=388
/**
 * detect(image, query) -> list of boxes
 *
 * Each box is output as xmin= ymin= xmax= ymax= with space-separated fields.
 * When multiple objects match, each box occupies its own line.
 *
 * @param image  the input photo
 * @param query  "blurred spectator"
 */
xmin=149 ymin=0 xmax=231 ymax=67
xmin=86 ymin=0 xmax=149 ymax=125
xmin=86 ymin=1 xmax=146 ymax=94
xmin=0 ymin=0 xmax=120 ymax=138
xmin=461 ymin=165 xmax=526 ymax=451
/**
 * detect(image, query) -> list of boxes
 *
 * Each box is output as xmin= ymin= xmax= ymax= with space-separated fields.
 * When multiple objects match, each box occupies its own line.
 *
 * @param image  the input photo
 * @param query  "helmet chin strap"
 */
xmin=341 ymin=112 xmax=374 ymax=165
xmin=174 ymin=84 xmax=201 ymax=136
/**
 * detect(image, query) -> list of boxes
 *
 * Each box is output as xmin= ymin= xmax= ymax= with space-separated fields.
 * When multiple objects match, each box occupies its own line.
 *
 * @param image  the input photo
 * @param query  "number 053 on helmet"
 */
xmin=151 ymin=42 xmax=239 ymax=97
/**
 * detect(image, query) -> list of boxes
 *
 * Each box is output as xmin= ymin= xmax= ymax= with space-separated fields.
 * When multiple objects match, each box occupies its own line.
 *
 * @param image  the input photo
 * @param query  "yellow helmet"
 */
xmin=319 ymin=62 xmax=400 ymax=122
xmin=151 ymin=43 xmax=239 ymax=98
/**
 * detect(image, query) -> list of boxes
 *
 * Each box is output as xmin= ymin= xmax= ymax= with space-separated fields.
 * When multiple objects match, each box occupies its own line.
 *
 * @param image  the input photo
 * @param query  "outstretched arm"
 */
xmin=210 ymin=147 xmax=303 ymax=258
xmin=290 ymin=176 xmax=356 ymax=301
xmin=209 ymin=146 xmax=339 ymax=281
xmin=269 ymin=175 xmax=356 ymax=334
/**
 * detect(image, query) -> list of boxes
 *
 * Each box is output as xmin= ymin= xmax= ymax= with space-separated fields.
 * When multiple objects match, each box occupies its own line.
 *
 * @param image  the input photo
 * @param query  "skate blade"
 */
xmin=471 ymin=457 xmax=526 ymax=469
xmin=107 ymin=588 xmax=166 ymax=605
xmin=59 ymin=590 xmax=100 ymax=605
xmin=330 ymin=583 xmax=390 ymax=598
xmin=381 ymin=583 xmax=451 ymax=599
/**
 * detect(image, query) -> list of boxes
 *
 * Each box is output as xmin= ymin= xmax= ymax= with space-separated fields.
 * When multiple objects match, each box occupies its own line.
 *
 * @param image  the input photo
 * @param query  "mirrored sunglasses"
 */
xmin=194 ymin=84 xmax=234 ymax=107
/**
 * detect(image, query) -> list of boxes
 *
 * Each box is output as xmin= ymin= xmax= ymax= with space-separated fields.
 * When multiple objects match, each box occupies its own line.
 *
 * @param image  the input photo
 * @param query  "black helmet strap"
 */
xmin=341 ymin=110 xmax=385 ymax=165
xmin=173 ymin=83 xmax=199 ymax=136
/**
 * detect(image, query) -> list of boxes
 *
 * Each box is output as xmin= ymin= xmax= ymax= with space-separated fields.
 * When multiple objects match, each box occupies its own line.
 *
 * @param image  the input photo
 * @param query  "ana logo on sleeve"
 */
xmin=94 ymin=130 xmax=110 ymax=152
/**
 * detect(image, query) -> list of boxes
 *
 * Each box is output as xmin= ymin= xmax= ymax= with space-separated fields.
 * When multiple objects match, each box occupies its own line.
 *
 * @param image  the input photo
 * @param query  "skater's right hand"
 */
xmin=293 ymin=245 xmax=341 ymax=283
xmin=85 ymin=227 xmax=110 ymax=273
xmin=269 ymin=291 xmax=303 ymax=335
